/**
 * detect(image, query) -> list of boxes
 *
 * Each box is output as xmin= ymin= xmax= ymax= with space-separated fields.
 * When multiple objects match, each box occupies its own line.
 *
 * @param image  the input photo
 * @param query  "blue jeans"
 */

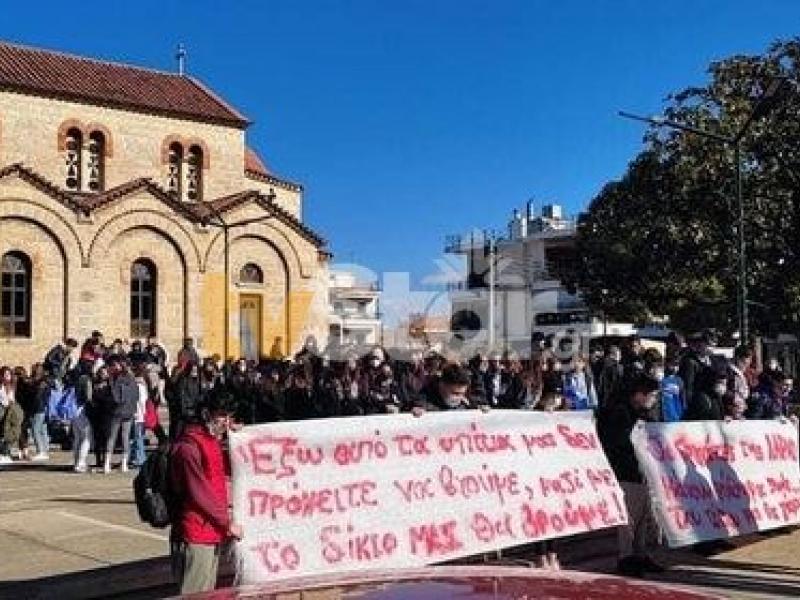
xmin=32 ymin=412 xmax=49 ymax=455
xmin=129 ymin=422 xmax=146 ymax=466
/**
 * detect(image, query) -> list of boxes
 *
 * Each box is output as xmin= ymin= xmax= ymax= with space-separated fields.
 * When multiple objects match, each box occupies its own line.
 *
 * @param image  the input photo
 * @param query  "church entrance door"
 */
xmin=239 ymin=294 xmax=261 ymax=361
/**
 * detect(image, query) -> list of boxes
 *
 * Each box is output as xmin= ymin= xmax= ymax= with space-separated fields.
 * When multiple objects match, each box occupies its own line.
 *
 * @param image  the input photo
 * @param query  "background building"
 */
xmin=328 ymin=270 xmax=382 ymax=347
xmin=0 ymin=41 xmax=329 ymax=365
xmin=446 ymin=202 xmax=633 ymax=354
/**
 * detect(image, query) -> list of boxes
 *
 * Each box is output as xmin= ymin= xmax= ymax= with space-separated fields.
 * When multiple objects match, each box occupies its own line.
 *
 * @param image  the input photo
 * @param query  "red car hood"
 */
xmin=177 ymin=565 xmax=723 ymax=600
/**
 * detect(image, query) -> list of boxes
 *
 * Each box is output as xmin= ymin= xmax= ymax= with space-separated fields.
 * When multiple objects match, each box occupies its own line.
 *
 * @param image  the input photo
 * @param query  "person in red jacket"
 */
xmin=170 ymin=390 xmax=242 ymax=594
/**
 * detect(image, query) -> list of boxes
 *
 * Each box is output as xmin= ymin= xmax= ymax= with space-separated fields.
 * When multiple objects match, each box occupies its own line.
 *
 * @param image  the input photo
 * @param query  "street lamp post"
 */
xmin=619 ymin=77 xmax=787 ymax=343
xmin=485 ymin=232 xmax=497 ymax=351
xmin=202 ymin=201 xmax=276 ymax=360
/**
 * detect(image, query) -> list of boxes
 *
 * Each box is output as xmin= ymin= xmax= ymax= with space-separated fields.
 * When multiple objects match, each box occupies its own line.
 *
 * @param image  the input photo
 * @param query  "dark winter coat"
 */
xmin=597 ymin=400 xmax=654 ymax=484
xmin=111 ymin=372 xmax=139 ymax=420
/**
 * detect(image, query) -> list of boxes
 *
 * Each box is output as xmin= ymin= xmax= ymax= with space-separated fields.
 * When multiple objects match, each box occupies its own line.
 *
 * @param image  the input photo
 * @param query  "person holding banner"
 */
xmin=414 ymin=363 xmax=478 ymax=412
xmin=597 ymin=373 xmax=664 ymax=577
xmin=170 ymin=390 xmax=242 ymax=594
xmin=531 ymin=376 xmax=565 ymax=569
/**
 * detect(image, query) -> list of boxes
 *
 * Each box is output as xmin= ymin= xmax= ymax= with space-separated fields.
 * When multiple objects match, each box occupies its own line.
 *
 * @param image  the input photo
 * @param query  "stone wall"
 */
xmin=0 ymin=174 xmax=329 ymax=367
xmin=0 ymin=216 xmax=66 ymax=367
xmin=0 ymin=90 xmax=304 ymax=217
xmin=0 ymin=90 xmax=244 ymax=201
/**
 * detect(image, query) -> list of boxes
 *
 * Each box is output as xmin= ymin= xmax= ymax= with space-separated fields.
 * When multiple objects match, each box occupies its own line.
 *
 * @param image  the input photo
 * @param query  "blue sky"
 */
xmin=2 ymin=1 xmax=799 ymax=292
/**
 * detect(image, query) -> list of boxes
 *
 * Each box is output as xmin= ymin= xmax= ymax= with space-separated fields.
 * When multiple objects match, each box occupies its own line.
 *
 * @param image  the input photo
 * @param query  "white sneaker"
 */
xmin=31 ymin=453 xmax=49 ymax=461
xmin=0 ymin=455 xmax=13 ymax=464
xmin=74 ymin=464 xmax=88 ymax=473
xmin=10 ymin=449 xmax=21 ymax=459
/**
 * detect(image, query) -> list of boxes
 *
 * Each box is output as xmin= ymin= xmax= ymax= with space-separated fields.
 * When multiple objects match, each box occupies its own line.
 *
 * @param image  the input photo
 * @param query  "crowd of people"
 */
xmin=0 ymin=330 xmax=795 ymax=467
xmin=0 ymin=328 xmax=797 ymax=585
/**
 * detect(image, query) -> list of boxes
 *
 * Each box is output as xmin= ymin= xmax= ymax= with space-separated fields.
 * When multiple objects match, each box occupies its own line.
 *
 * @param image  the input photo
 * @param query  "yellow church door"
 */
xmin=239 ymin=295 xmax=262 ymax=361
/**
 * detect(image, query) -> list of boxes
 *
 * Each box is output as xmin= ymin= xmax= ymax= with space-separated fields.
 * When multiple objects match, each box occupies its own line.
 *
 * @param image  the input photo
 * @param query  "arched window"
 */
xmin=239 ymin=263 xmax=264 ymax=285
xmin=167 ymin=142 xmax=183 ymax=198
xmin=0 ymin=251 xmax=31 ymax=338
xmin=85 ymin=131 xmax=105 ymax=192
xmin=185 ymin=145 xmax=203 ymax=202
xmin=130 ymin=259 xmax=156 ymax=338
xmin=65 ymin=128 xmax=82 ymax=190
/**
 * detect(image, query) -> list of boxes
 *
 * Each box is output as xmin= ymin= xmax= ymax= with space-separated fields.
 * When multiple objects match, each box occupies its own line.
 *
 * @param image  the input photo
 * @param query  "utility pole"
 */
xmin=202 ymin=199 xmax=276 ymax=359
xmin=619 ymin=77 xmax=787 ymax=343
xmin=488 ymin=234 xmax=496 ymax=351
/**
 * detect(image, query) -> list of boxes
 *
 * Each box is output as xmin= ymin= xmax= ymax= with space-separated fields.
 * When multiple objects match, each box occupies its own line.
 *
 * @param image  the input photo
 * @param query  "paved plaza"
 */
xmin=0 ymin=450 xmax=799 ymax=599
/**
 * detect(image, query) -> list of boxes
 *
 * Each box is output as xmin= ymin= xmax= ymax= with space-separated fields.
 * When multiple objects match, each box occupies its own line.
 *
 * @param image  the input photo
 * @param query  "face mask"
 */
xmin=369 ymin=358 xmax=381 ymax=368
xmin=653 ymin=369 xmax=665 ymax=382
xmin=714 ymin=383 xmax=727 ymax=396
xmin=443 ymin=394 xmax=466 ymax=408
xmin=207 ymin=416 xmax=229 ymax=439
xmin=637 ymin=392 xmax=658 ymax=411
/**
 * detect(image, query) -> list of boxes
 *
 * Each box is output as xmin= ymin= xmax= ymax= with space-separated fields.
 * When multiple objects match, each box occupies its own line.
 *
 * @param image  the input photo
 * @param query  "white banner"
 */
xmin=230 ymin=410 xmax=627 ymax=583
xmin=631 ymin=420 xmax=800 ymax=547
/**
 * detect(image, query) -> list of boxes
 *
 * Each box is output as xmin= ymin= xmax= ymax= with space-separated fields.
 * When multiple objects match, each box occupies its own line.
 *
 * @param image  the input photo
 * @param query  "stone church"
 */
xmin=0 ymin=41 xmax=330 ymax=367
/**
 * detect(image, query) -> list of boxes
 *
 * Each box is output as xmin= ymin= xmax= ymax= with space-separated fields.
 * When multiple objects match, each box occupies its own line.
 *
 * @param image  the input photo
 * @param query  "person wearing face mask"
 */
xmin=684 ymin=364 xmax=727 ymax=422
xmin=364 ymin=368 xmax=402 ymax=414
xmin=562 ymin=353 xmax=598 ymax=411
xmin=746 ymin=369 xmax=789 ymax=420
xmin=414 ymin=363 xmax=474 ymax=412
xmin=597 ymin=374 xmax=663 ymax=577
xmin=169 ymin=389 xmax=242 ymax=594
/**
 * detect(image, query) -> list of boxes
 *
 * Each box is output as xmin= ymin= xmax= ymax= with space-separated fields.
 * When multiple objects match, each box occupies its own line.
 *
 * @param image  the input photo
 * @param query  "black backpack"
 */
xmin=133 ymin=443 xmax=175 ymax=528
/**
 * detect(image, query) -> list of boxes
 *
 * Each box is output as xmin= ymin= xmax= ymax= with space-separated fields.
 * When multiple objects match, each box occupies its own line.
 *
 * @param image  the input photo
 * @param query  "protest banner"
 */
xmin=631 ymin=420 xmax=800 ymax=547
xmin=230 ymin=410 xmax=627 ymax=583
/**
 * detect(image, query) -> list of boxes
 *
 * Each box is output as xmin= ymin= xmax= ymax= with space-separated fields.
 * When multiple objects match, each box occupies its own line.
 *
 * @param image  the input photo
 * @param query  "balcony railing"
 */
xmin=446 ymin=259 xmax=573 ymax=291
xmin=445 ymin=220 xmax=577 ymax=253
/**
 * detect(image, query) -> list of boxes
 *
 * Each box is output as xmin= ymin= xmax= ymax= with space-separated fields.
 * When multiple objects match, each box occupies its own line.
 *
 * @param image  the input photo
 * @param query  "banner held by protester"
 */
xmin=230 ymin=410 xmax=627 ymax=583
xmin=632 ymin=420 xmax=800 ymax=547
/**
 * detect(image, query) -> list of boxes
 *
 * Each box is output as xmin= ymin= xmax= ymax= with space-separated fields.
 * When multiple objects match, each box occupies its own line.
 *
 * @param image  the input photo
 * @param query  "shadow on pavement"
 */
xmin=0 ymin=557 xmax=167 ymax=600
xmin=0 ymin=556 xmax=235 ymax=600
xmin=50 ymin=497 xmax=135 ymax=505
xmin=649 ymin=552 xmax=800 ymax=598
xmin=1 ymin=463 xmax=74 ymax=473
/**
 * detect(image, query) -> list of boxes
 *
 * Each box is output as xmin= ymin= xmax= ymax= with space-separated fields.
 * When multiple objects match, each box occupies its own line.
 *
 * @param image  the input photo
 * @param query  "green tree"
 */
xmin=568 ymin=38 xmax=800 ymax=338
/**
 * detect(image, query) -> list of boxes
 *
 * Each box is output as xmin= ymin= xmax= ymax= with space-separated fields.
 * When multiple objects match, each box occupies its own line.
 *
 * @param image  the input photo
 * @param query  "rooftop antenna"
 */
xmin=176 ymin=43 xmax=187 ymax=76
